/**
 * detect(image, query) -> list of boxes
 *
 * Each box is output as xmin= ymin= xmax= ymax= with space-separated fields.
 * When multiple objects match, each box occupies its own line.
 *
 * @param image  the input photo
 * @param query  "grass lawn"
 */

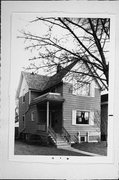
xmin=72 ymin=141 xmax=107 ymax=156
xmin=14 ymin=140 xmax=89 ymax=156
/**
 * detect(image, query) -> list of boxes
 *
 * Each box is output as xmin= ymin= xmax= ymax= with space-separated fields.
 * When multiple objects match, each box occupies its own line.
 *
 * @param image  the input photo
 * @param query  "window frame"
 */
xmin=76 ymin=110 xmax=90 ymax=125
xmin=72 ymin=109 xmax=95 ymax=126
xmin=72 ymin=81 xmax=91 ymax=97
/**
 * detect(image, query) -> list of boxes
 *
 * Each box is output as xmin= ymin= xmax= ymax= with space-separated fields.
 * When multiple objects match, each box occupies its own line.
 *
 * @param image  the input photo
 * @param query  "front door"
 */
xmin=50 ymin=110 xmax=62 ymax=133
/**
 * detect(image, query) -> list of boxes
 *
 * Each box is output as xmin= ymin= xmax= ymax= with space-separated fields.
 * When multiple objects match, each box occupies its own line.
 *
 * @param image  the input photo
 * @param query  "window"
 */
xmin=76 ymin=110 xmax=89 ymax=124
xmin=22 ymin=95 xmax=25 ymax=103
xmin=73 ymin=81 xmax=90 ymax=96
xmin=23 ymin=115 xmax=25 ymax=122
xmin=31 ymin=111 xmax=35 ymax=121
xmin=80 ymin=136 xmax=85 ymax=142
xmin=22 ymin=115 xmax=25 ymax=128
xmin=72 ymin=110 xmax=94 ymax=125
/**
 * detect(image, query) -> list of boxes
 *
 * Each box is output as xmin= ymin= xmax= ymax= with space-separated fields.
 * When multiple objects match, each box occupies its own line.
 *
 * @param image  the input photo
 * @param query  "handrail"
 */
xmin=48 ymin=126 xmax=57 ymax=144
xmin=62 ymin=127 xmax=71 ymax=144
xmin=20 ymin=128 xmax=25 ymax=133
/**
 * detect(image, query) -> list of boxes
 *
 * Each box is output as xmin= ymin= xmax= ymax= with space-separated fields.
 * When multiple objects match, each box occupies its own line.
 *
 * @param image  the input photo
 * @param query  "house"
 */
xmin=15 ymin=107 xmax=19 ymax=139
xmin=16 ymin=61 xmax=101 ymax=147
xmin=101 ymin=94 xmax=108 ymax=141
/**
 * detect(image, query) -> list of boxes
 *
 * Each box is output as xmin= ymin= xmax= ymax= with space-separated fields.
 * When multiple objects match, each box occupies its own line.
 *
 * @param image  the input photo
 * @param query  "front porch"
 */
xmin=31 ymin=92 xmax=71 ymax=147
xmin=37 ymin=101 xmax=63 ymax=133
xmin=32 ymin=92 xmax=64 ymax=133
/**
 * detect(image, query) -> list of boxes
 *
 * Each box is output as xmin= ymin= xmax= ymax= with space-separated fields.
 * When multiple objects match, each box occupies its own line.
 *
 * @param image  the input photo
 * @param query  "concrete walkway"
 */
xmin=59 ymin=146 xmax=102 ymax=156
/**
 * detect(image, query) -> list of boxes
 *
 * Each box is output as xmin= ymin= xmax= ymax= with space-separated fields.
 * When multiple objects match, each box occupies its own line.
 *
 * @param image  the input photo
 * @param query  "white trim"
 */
xmin=89 ymin=111 xmax=94 ymax=126
xmin=49 ymin=92 xmax=61 ymax=96
xmin=72 ymin=110 xmax=76 ymax=125
xmin=77 ymin=131 xmax=89 ymax=143
xmin=31 ymin=111 xmax=35 ymax=121
xmin=101 ymin=101 xmax=108 ymax=105
xmin=72 ymin=109 xmax=95 ymax=126
xmin=90 ymin=80 xmax=95 ymax=97
xmin=19 ymin=73 xmax=29 ymax=98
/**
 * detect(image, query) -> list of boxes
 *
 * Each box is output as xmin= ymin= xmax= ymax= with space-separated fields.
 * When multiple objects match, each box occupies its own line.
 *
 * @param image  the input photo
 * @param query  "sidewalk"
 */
xmin=59 ymin=146 xmax=102 ymax=156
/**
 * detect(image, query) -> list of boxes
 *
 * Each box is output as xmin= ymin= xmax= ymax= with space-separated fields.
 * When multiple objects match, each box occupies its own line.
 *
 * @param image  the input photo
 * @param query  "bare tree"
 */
xmin=18 ymin=17 xmax=110 ymax=90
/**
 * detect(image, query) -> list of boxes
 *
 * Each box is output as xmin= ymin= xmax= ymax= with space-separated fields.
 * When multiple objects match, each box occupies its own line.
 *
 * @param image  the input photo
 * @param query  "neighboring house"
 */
xmin=16 ymin=61 xmax=101 ymax=147
xmin=101 ymin=94 xmax=108 ymax=141
xmin=15 ymin=106 xmax=19 ymax=139
xmin=15 ymin=106 xmax=19 ymax=123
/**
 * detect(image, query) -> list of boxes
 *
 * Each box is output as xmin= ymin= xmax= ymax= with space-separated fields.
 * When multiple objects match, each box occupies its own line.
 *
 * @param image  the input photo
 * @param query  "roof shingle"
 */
xmin=22 ymin=60 xmax=78 ymax=92
xmin=22 ymin=71 xmax=50 ymax=91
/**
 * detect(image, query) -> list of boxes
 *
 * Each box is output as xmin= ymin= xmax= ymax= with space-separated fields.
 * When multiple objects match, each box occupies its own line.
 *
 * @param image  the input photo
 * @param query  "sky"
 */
xmin=11 ymin=13 xmax=75 ymax=92
xmin=11 ymin=13 xmax=48 ymax=95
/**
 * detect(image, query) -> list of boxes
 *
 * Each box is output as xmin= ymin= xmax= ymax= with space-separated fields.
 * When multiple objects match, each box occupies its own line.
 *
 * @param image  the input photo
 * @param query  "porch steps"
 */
xmin=49 ymin=133 xmax=71 ymax=148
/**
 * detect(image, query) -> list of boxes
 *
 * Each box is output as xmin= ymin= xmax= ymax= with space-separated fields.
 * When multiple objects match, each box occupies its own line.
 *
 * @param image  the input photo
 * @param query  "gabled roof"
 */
xmin=16 ymin=59 xmax=101 ymax=98
xmin=24 ymin=60 xmax=78 ymax=91
xmin=22 ymin=71 xmax=50 ymax=91
xmin=16 ymin=60 xmax=78 ymax=98
xmin=16 ymin=72 xmax=49 ymax=98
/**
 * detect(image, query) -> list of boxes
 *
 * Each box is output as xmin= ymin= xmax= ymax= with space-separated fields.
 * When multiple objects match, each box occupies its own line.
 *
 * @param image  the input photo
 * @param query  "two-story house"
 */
xmin=16 ymin=61 xmax=101 ymax=147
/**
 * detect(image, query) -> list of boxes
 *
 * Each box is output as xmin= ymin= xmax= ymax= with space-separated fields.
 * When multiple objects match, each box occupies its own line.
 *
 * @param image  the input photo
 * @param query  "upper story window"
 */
xmin=22 ymin=95 xmax=25 ymax=103
xmin=73 ymin=81 xmax=90 ymax=96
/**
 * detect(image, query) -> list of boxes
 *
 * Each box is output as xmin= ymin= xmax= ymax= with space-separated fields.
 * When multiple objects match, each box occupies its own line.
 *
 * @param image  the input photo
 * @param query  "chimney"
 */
xmin=31 ymin=72 xmax=35 ymax=75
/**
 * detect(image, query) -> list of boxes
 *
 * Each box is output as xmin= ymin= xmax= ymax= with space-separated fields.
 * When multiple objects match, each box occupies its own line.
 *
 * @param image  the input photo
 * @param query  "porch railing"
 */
xmin=48 ymin=126 xmax=57 ymax=144
xmin=62 ymin=127 xmax=71 ymax=144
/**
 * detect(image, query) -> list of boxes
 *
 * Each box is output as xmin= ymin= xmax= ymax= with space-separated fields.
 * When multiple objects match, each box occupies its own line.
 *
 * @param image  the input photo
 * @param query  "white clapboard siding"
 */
xmin=90 ymin=80 xmax=95 ymax=97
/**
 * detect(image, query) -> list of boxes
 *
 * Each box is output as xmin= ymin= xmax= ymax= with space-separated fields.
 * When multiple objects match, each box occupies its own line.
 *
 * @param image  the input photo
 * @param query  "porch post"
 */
xmin=46 ymin=101 xmax=49 ymax=133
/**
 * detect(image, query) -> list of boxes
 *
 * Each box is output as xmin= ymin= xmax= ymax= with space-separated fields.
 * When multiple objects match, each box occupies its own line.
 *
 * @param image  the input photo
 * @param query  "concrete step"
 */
xmin=57 ymin=140 xmax=67 ymax=143
xmin=57 ymin=143 xmax=70 ymax=146
xmin=57 ymin=145 xmax=71 ymax=148
xmin=49 ymin=133 xmax=71 ymax=147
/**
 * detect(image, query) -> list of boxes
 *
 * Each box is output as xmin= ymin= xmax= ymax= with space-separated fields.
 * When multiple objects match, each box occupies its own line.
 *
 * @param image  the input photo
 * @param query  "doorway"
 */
xmin=49 ymin=106 xmax=62 ymax=133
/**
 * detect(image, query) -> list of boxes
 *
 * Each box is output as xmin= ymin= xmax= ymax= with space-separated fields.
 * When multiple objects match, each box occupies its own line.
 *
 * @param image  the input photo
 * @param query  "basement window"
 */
xmin=80 ymin=136 xmax=86 ymax=142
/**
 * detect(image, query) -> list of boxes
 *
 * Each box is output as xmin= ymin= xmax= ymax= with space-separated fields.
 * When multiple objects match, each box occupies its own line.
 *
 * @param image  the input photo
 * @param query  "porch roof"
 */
xmin=31 ymin=92 xmax=65 ymax=105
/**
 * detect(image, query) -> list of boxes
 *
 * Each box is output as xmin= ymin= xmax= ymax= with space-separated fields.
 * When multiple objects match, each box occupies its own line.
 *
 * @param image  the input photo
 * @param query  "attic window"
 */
xmin=22 ymin=95 xmax=25 ymax=103
xmin=73 ymin=81 xmax=90 ymax=96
